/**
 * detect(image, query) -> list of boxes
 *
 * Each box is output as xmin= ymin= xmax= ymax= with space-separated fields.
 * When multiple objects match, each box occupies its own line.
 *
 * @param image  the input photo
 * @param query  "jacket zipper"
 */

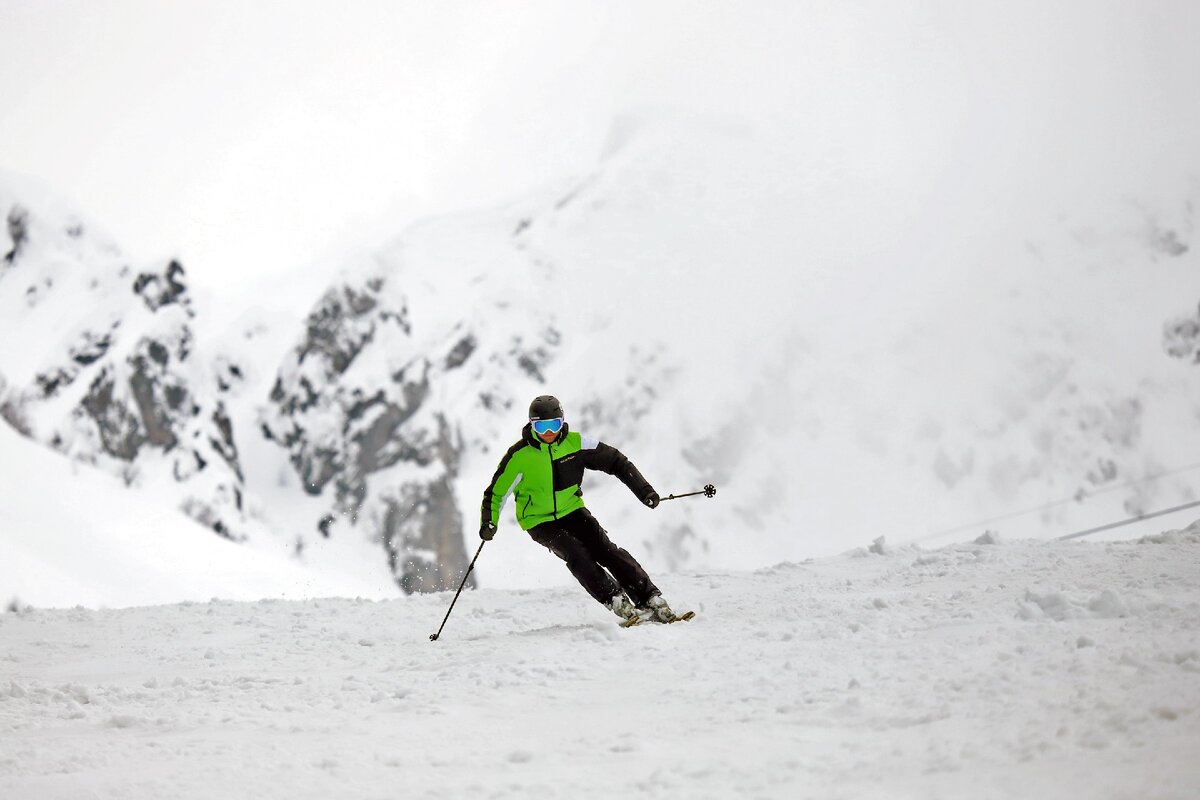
xmin=548 ymin=440 xmax=558 ymax=519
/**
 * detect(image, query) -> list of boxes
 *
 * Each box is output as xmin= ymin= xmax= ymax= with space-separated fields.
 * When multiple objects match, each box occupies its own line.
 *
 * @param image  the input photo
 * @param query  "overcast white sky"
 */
xmin=2 ymin=1 xmax=1198 ymax=299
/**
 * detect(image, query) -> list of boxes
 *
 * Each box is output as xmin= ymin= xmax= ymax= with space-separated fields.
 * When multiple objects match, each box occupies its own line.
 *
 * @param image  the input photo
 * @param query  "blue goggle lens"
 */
xmin=531 ymin=418 xmax=564 ymax=435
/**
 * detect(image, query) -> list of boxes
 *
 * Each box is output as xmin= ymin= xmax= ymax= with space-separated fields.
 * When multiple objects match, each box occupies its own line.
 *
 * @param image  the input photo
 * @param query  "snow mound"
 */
xmin=1018 ymin=588 xmax=1140 ymax=621
xmin=974 ymin=529 xmax=1003 ymax=545
xmin=1138 ymin=518 xmax=1200 ymax=545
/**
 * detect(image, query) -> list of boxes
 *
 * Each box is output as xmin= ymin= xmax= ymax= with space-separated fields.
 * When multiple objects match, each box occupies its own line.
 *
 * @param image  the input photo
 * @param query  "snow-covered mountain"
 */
xmin=0 ymin=174 xmax=248 ymax=541
xmin=3 ymin=116 xmax=1200 ymax=603
xmin=2 ymin=529 xmax=1198 ymax=799
xmin=250 ymin=116 xmax=1200 ymax=593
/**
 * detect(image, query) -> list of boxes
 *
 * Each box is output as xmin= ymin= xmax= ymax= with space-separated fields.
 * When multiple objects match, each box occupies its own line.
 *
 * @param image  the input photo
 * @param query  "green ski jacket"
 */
xmin=481 ymin=423 xmax=654 ymax=531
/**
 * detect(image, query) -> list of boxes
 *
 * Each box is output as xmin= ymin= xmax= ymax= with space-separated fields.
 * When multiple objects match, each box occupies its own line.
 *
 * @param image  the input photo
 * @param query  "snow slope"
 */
xmin=0 ymin=418 xmax=388 ymax=609
xmin=2 ymin=529 xmax=1198 ymax=799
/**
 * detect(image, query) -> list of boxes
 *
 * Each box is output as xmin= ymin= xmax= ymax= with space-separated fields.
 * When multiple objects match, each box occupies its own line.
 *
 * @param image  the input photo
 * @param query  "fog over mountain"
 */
xmin=3 ymin=2 xmax=1198 ymax=299
xmin=2 ymin=3 xmax=1200 ymax=607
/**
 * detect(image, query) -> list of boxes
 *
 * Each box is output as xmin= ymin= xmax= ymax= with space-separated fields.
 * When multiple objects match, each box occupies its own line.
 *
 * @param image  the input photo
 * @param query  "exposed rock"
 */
xmin=80 ymin=368 xmax=144 ymax=461
xmin=383 ymin=470 xmax=471 ymax=594
xmin=296 ymin=281 xmax=405 ymax=374
xmin=0 ymin=375 xmax=31 ymax=436
xmin=1164 ymin=303 xmax=1200 ymax=363
xmin=133 ymin=260 xmax=190 ymax=313
xmin=5 ymin=205 xmax=29 ymax=263
xmin=444 ymin=334 xmax=476 ymax=370
xmin=262 ymin=273 xmax=478 ymax=592
xmin=1147 ymin=221 xmax=1189 ymax=258
xmin=257 ymin=248 xmax=578 ymax=594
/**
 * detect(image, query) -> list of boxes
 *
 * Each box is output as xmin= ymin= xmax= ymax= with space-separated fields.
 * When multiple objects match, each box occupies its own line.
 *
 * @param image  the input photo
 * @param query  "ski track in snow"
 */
xmin=2 ymin=535 xmax=1199 ymax=800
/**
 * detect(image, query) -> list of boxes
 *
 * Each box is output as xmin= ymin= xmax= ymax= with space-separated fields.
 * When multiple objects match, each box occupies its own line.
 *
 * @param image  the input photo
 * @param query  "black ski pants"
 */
xmin=528 ymin=508 xmax=659 ymax=607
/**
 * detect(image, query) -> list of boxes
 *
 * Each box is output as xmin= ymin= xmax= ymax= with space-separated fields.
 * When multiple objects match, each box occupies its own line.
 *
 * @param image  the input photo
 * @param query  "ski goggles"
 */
xmin=531 ymin=417 xmax=564 ymax=435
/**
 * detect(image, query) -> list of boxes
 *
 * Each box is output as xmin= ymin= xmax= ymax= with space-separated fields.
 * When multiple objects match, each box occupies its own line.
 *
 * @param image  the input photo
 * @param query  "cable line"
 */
xmin=1058 ymin=499 xmax=1200 ymax=541
xmin=917 ymin=460 xmax=1200 ymax=544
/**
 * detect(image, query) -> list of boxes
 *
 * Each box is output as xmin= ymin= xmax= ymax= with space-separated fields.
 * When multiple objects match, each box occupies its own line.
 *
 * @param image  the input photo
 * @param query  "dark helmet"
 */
xmin=528 ymin=394 xmax=564 ymax=421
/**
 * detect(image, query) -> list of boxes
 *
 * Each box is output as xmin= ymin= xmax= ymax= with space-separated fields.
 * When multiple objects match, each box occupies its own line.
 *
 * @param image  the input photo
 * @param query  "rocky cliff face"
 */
xmin=0 ymin=189 xmax=247 ymax=540
xmin=258 ymin=236 xmax=565 ymax=592
xmin=261 ymin=277 xmax=473 ymax=591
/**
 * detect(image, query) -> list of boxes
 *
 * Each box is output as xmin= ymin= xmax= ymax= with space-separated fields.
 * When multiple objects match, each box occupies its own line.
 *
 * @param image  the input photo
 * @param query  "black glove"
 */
xmin=480 ymin=522 xmax=497 ymax=541
xmin=641 ymin=490 xmax=660 ymax=509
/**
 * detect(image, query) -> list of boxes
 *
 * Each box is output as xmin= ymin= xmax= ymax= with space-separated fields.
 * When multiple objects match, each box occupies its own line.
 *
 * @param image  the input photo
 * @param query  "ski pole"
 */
xmin=660 ymin=484 xmax=717 ymax=502
xmin=429 ymin=540 xmax=485 ymax=642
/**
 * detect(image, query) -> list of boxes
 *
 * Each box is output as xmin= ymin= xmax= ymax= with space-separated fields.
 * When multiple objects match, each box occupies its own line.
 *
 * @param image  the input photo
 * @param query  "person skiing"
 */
xmin=480 ymin=394 xmax=679 ymax=624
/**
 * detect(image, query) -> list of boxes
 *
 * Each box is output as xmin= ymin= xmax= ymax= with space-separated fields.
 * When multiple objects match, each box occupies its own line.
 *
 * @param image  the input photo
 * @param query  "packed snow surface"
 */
xmin=3 ymin=531 xmax=1198 ymax=799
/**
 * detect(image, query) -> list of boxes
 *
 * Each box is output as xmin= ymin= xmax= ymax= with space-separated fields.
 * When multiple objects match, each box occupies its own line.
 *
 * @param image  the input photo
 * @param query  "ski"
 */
xmin=620 ymin=610 xmax=695 ymax=628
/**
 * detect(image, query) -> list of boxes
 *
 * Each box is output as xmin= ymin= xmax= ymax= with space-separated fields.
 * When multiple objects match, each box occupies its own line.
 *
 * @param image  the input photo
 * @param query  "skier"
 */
xmin=480 ymin=395 xmax=679 ymax=624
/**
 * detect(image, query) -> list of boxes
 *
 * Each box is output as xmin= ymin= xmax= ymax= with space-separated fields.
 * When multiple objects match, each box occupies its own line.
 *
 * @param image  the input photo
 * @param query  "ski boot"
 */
xmin=638 ymin=593 xmax=678 ymax=624
xmin=607 ymin=593 xmax=638 ymax=623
